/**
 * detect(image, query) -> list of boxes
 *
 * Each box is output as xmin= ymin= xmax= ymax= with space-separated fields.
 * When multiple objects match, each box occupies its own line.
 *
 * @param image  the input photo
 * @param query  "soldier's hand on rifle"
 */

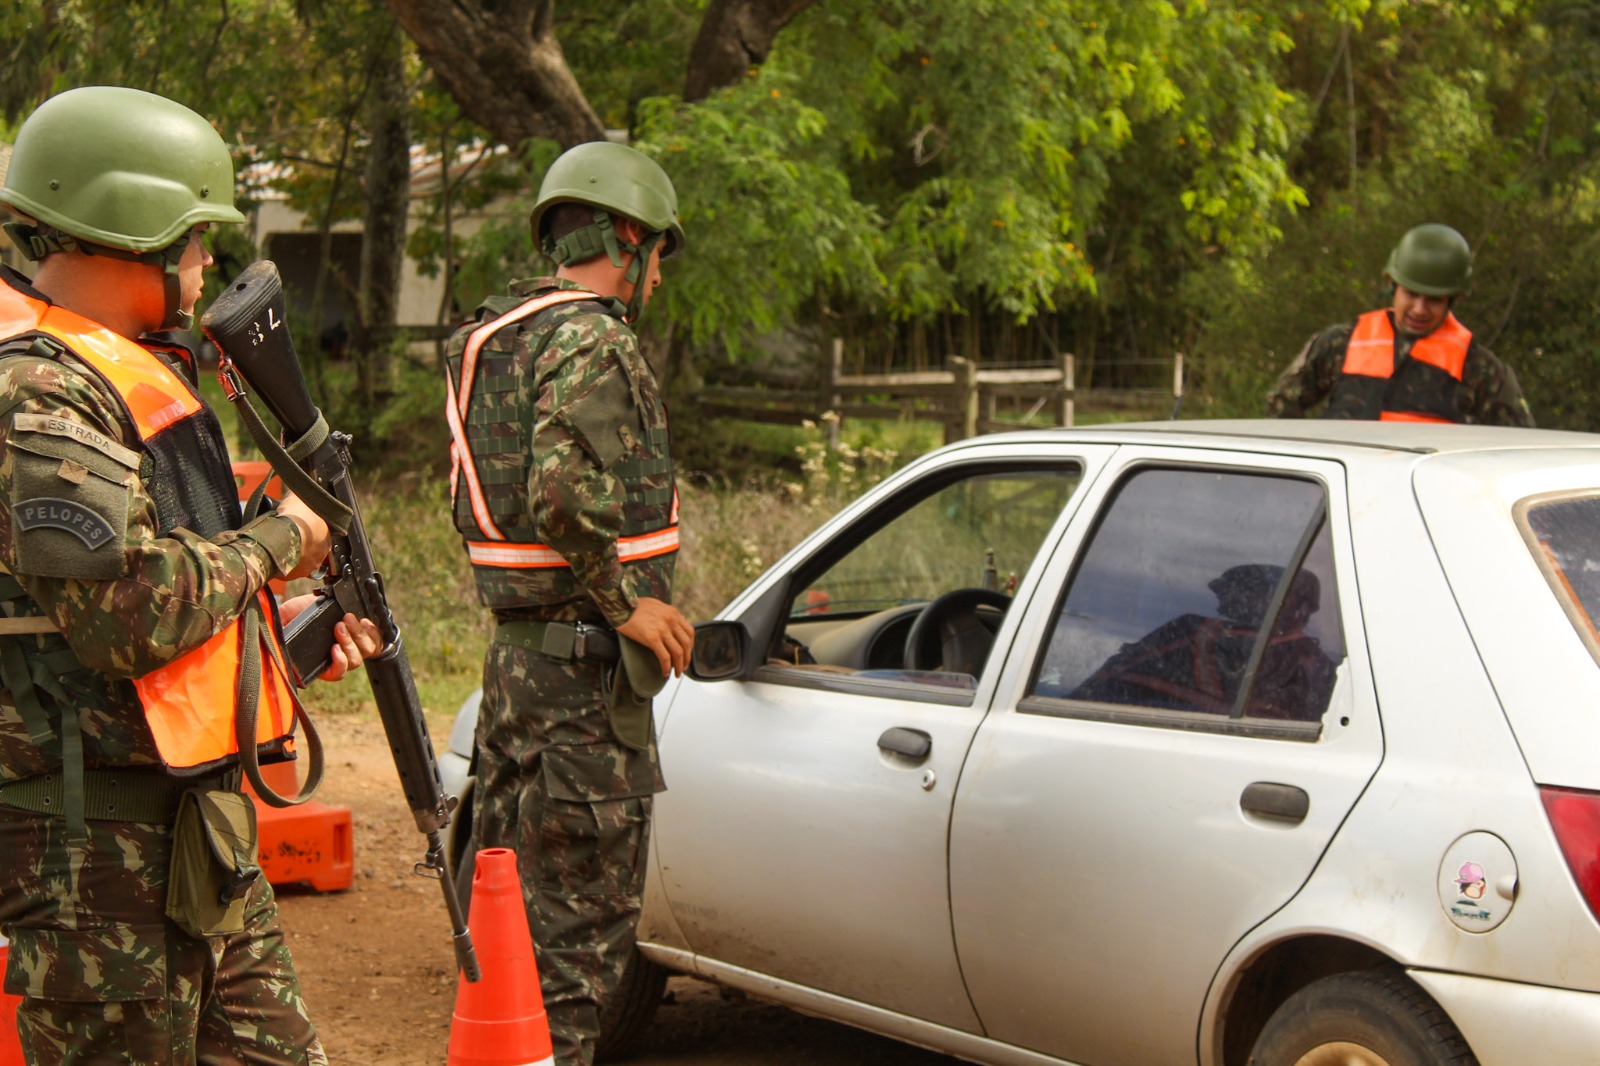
xmin=278 ymin=597 xmax=381 ymax=682
xmin=617 ymin=597 xmax=695 ymax=678
xmin=274 ymin=492 xmax=334 ymax=580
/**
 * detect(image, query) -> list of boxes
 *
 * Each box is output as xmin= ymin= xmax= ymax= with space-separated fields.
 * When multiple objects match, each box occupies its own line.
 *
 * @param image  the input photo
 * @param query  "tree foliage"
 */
xmin=10 ymin=0 xmax=1600 ymax=446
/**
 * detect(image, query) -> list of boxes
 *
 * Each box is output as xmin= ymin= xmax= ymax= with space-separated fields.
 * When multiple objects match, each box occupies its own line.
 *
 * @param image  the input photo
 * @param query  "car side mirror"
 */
xmin=689 ymin=621 xmax=752 ymax=681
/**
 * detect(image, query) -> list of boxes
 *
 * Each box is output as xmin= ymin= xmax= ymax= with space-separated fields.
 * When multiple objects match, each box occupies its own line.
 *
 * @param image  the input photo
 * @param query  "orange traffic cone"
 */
xmin=0 ymin=938 xmax=24 ymax=1066
xmin=446 ymin=848 xmax=554 ymax=1066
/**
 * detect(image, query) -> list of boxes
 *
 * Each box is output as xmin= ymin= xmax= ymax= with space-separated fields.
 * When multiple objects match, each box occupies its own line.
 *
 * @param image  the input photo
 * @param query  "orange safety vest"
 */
xmin=0 ymin=282 xmax=299 ymax=773
xmin=445 ymin=288 xmax=681 ymax=573
xmin=1334 ymin=309 xmax=1472 ymax=424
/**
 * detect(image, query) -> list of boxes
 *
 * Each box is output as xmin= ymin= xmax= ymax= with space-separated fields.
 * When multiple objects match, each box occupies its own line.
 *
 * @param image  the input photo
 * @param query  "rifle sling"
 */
xmin=222 ymin=381 xmax=352 ymax=535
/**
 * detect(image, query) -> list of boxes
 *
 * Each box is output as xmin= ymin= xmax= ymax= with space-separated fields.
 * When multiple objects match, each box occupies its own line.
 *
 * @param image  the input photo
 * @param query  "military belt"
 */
xmin=0 ymin=768 xmax=239 ymax=824
xmin=494 ymin=619 xmax=620 ymax=664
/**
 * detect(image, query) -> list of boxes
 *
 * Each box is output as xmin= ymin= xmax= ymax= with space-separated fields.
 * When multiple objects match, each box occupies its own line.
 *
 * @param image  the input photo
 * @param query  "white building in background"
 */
xmin=245 ymin=141 xmax=516 ymax=356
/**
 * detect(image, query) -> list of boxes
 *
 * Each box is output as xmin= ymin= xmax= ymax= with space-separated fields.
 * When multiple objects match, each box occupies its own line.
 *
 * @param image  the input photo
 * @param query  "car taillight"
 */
xmin=1540 ymin=785 xmax=1600 ymax=920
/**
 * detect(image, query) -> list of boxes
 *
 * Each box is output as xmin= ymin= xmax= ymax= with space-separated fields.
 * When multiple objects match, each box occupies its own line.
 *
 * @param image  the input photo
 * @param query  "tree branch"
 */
xmin=684 ymin=0 xmax=815 ymax=103
xmin=384 ymin=0 xmax=605 ymax=149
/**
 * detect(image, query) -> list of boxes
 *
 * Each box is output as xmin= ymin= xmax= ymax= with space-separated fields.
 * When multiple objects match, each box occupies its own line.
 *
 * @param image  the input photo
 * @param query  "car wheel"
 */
xmin=595 ymin=947 xmax=668 ymax=1062
xmin=1249 ymin=970 xmax=1478 ymax=1066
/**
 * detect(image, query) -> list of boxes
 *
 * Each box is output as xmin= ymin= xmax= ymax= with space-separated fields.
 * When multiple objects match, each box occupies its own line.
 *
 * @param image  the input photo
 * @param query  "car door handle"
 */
xmin=1240 ymin=782 xmax=1310 ymax=824
xmin=878 ymin=727 xmax=932 ymax=759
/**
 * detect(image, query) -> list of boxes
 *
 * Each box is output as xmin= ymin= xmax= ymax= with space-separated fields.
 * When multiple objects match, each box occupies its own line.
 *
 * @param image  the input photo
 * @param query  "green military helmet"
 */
xmin=530 ymin=141 xmax=685 ymax=264
xmin=1 ymin=85 xmax=245 ymax=257
xmin=1384 ymin=223 xmax=1473 ymax=297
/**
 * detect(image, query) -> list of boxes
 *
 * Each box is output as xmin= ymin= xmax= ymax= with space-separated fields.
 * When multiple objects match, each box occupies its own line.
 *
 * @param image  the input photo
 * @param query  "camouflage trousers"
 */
xmin=473 ymin=639 xmax=664 ymax=1066
xmin=0 ymin=804 xmax=324 ymax=1066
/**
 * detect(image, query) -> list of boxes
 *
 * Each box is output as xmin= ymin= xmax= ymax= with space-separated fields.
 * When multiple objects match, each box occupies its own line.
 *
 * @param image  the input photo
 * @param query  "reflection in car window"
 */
xmin=1032 ymin=468 xmax=1345 ymax=724
xmin=1522 ymin=493 xmax=1600 ymax=658
xmin=793 ymin=471 xmax=1080 ymax=618
xmin=777 ymin=468 xmax=1081 ymax=685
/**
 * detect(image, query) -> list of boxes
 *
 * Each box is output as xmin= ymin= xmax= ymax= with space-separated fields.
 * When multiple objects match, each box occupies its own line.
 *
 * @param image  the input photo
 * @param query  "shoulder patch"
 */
xmin=14 ymin=497 xmax=118 ymax=550
xmin=12 ymin=412 xmax=140 ymax=469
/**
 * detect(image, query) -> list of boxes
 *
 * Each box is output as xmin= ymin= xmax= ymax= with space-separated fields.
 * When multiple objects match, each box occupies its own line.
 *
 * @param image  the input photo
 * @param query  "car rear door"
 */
xmin=651 ymin=442 xmax=1114 ymax=1031
xmin=949 ymin=447 xmax=1384 ymax=1065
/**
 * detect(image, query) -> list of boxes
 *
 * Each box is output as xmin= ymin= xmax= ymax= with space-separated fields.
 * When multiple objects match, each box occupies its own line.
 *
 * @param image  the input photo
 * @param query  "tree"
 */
xmin=385 ymin=0 xmax=819 ymax=148
xmin=348 ymin=10 xmax=413 ymax=403
xmin=383 ymin=0 xmax=607 ymax=148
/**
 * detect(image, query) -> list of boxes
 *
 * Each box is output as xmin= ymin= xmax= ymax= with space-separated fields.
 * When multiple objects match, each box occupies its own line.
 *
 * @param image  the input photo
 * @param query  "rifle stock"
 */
xmin=201 ymin=261 xmax=481 ymax=982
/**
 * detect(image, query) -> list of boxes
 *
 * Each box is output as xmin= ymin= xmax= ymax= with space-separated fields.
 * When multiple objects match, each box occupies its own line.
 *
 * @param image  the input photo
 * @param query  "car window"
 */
xmin=772 ymin=467 xmax=1082 ymax=690
xmin=1030 ymin=467 xmax=1345 ymax=728
xmin=1520 ymin=492 xmax=1600 ymax=662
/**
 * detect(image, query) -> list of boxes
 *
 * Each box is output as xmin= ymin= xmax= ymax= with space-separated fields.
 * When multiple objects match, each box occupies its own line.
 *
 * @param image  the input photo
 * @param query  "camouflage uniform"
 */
xmin=1266 ymin=314 xmax=1535 ymax=426
xmin=0 ymin=266 xmax=324 ymax=1065
xmin=448 ymin=277 xmax=674 ymax=1066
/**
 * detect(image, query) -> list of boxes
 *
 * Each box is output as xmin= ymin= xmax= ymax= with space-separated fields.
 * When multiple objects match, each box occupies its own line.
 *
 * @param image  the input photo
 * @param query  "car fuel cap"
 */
xmin=1438 ymin=831 xmax=1517 ymax=932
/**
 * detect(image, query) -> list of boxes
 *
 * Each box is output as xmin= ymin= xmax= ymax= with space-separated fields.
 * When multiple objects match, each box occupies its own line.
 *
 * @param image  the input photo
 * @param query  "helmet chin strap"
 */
xmin=621 ymin=231 xmax=665 ymax=324
xmin=546 ymin=210 xmax=664 ymax=323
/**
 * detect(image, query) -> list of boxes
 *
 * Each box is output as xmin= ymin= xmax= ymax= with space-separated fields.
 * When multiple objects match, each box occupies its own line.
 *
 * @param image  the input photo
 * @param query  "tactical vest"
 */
xmin=0 ymin=275 xmax=299 ymax=776
xmin=445 ymin=286 xmax=678 ymax=613
xmin=1325 ymin=309 xmax=1472 ymax=423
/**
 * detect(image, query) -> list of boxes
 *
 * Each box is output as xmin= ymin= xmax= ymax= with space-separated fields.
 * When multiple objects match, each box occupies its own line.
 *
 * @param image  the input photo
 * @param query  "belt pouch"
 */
xmin=165 ymin=788 xmax=261 ymax=938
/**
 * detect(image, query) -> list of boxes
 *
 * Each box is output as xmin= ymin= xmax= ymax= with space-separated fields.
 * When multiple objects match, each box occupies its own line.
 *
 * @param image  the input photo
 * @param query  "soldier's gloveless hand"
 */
xmin=617 ymin=597 xmax=695 ymax=677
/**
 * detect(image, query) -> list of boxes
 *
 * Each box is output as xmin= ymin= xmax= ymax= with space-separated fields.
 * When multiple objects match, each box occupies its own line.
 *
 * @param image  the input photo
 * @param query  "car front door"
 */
xmin=949 ymin=449 xmax=1384 ymax=1065
xmin=652 ymin=444 xmax=1112 ymax=1030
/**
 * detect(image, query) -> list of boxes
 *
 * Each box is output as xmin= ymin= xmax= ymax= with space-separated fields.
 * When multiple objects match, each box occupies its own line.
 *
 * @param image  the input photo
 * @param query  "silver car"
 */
xmin=442 ymin=420 xmax=1600 ymax=1066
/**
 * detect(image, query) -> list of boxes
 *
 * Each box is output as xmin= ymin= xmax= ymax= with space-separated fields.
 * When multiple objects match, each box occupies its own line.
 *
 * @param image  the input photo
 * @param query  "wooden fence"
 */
xmin=697 ymin=340 xmax=1185 ymax=445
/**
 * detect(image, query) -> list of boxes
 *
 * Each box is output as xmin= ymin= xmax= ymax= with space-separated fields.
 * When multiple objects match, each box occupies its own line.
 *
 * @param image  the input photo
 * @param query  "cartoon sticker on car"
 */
xmin=1450 ymin=861 xmax=1493 ymax=922
xmin=1455 ymin=862 xmax=1488 ymax=902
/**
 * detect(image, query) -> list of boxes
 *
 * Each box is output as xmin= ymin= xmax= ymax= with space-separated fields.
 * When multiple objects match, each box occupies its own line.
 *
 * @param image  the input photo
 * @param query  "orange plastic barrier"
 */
xmin=0 ymin=940 xmax=23 ymax=1066
xmin=244 ymin=759 xmax=354 ymax=893
xmin=447 ymin=849 xmax=554 ymax=1066
xmin=232 ymin=460 xmax=288 ymax=596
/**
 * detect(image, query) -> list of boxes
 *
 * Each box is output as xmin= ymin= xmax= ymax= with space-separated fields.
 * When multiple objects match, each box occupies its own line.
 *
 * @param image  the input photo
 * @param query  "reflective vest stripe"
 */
xmin=447 ymin=290 xmax=600 ymax=542
xmin=1343 ymin=309 xmax=1472 ymax=380
xmin=466 ymin=524 xmax=681 ymax=570
xmin=0 ymin=281 xmax=298 ymax=771
xmin=1378 ymin=410 xmax=1452 ymax=424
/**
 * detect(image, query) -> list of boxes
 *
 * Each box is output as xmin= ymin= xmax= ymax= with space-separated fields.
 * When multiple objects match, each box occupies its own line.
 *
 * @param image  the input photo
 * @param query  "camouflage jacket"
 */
xmin=447 ymin=277 xmax=676 ymax=627
xmin=0 ymin=270 xmax=304 ymax=780
xmin=1265 ymin=313 xmax=1535 ymax=427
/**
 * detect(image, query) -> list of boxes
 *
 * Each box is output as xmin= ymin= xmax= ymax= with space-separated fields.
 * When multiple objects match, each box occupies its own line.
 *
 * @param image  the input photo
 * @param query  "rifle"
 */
xmin=200 ymin=261 xmax=481 ymax=983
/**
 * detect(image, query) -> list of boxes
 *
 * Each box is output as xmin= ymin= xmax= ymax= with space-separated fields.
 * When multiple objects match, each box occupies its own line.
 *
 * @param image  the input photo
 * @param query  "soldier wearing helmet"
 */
xmin=0 ymin=86 xmax=378 ymax=1066
xmin=443 ymin=140 xmax=694 ymax=1066
xmin=1266 ymin=223 xmax=1533 ymax=425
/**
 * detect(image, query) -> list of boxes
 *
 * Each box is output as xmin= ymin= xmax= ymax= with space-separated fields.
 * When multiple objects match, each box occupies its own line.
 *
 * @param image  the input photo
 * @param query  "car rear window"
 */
xmin=1520 ymin=492 xmax=1600 ymax=661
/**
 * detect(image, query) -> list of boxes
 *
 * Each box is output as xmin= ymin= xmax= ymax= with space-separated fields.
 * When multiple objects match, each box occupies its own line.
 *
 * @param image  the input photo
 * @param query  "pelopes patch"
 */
xmin=15 ymin=497 xmax=118 ymax=549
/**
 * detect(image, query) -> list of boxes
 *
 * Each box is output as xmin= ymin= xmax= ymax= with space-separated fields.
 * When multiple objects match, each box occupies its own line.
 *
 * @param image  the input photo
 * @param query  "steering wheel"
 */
xmin=903 ymin=588 xmax=1012 ymax=673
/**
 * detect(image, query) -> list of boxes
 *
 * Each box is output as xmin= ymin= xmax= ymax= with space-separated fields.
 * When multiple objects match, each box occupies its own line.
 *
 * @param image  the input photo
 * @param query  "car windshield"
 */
xmin=1521 ymin=492 xmax=1600 ymax=660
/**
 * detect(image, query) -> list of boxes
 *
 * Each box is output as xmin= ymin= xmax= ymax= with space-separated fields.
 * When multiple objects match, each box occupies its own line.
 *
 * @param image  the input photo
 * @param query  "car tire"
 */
xmin=1249 ymin=970 xmax=1478 ymax=1066
xmin=596 ymin=947 xmax=668 ymax=1062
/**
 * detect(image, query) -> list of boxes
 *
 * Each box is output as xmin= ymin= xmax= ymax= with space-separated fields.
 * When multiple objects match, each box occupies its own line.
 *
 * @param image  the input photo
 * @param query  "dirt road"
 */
xmin=278 ymin=714 xmax=965 ymax=1065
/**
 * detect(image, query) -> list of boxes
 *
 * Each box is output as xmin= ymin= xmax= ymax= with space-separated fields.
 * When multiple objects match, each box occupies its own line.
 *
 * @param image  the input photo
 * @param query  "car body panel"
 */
xmin=653 ymin=680 xmax=987 ymax=1030
xmin=949 ymin=446 xmax=1384 ymax=1065
xmin=1410 ymin=970 xmax=1600 ymax=1066
xmin=651 ymin=441 xmax=1118 ymax=1031
xmin=1201 ymin=442 xmax=1600 ymax=1062
xmin=1414 ymin=452 xmax=1600 ymax=790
